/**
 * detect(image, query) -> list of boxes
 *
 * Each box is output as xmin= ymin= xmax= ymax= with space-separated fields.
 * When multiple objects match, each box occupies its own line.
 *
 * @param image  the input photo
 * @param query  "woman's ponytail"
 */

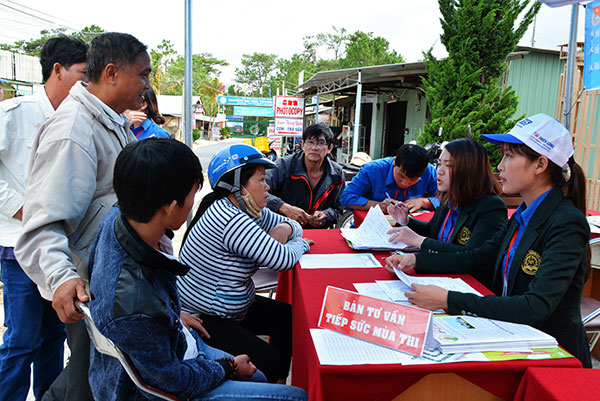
xmin=561 ymin=157 xmax=587 ymax=216
xmin=551 ymin=156 xmax=591 ymax=281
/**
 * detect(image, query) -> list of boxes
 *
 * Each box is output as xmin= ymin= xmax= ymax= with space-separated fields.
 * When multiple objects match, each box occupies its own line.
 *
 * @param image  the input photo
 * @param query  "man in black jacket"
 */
xmin=266 ymin=124 xmax=345 ymax=228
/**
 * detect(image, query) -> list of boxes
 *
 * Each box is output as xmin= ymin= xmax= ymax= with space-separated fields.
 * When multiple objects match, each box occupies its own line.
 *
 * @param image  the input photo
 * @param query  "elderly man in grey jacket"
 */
xmin=266 ymin=124 xmax=345 ymax=229
xmin=15 ymin=32 xmax=149 ymax=401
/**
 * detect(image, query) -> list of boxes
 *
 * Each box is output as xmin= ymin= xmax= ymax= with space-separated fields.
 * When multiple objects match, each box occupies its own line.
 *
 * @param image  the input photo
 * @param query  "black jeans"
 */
xmin=199 ymin=295 xmax=292 ymax=383
xmin=42 ymin=320 xmax=94 ymax=401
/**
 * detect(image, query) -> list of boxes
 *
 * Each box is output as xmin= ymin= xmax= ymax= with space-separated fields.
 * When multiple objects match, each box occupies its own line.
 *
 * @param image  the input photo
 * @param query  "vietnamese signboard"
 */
xmin=585 ymin=0 xmax=600 ymax=90
xmin=274 ymin=96 xmax=304 ymax=118
xmin=274 ymin=96 xmax=304 ymax=137
xmin=318 ymin=286 xmax=432 ymax=357
xmin=217 ymin=96 xmax=273 ymax=107
xmin=274 ymin=118 xmax=303 ymax=137
xmin=267 ymin=125 xmax=281 ymax=150
xmin=233 ymin=106 xmax=274 ymax=117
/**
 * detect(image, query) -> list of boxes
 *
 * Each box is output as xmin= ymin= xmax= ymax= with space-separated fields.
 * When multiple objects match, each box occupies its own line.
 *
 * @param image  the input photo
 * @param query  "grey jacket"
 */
xmin=15 ymin=81 xmax=135 ymax=300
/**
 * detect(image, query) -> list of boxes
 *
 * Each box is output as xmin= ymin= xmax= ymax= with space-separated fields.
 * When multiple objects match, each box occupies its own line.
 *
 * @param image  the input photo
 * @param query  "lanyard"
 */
xmin=438 ymin=208 xmax=455 ymax=243
xmin=502 ymin=228 xmax=520 ymax=296
xmin=135 ymin=127 xmax=145 ymax=139
xmin=394 ymin=187 xmax=408 ymax=202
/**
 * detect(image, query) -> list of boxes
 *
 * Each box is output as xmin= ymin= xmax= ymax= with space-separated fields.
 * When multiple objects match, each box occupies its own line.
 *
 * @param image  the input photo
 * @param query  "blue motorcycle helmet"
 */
xmin=208 ymin=143 xmax=277 ymax=188
xmin=208 ymin=144 xmax=277 ymax=213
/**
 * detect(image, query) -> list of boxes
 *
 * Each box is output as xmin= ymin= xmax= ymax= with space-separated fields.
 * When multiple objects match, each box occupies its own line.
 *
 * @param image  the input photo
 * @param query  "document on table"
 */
xmin=310 ymin=329 xmax=488 ymax=365
xmin=432 ymin=315 xmax=558 ymax=353
xmin=300 ymin=253 xmax=382 ymax=269
xmin=310 ymin=328 xmax=415 ymax=365
xmin=353 ymin=282 xmax=393 ymax=301
xmin=340 ymin=205 xmax=417 ymax=251
xmin=393 ymin=267 xmax=483 ymax=297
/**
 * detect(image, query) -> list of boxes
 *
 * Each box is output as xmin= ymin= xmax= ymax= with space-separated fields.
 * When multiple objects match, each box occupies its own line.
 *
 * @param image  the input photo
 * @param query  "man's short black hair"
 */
xmin=86 ymin=32 xmax=147 ymax=83
xmin=39 ymin=35 xmax=88 ymax=83
xmin=113 ymin=138 xmax=203 ymax=223
xmin=394 ymin=144 xmax=429 ymax=178
xmin=303 ymin=124 xmax=334 ymax=146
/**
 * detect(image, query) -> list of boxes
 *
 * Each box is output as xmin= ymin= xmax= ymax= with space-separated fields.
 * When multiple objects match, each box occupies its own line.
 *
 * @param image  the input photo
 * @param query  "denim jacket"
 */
xmin=88 ymin=207 xmax=228 ymax=401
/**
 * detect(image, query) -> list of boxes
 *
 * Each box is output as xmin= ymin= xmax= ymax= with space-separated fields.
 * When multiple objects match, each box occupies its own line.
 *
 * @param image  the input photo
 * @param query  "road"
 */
xmin=192 ymin=137 xmax=245 ymax=171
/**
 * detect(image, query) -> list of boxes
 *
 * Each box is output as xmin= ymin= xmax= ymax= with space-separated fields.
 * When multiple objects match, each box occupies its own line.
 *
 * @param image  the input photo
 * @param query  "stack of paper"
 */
xmin=432 ymin=315 xmax=557 ymax=353
xmin=340 ymin=205 xmax=418 ymax=251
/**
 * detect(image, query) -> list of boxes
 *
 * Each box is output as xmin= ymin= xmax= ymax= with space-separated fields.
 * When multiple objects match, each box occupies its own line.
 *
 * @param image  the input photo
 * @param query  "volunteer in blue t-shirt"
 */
xmin=340 ymin=144 xmax=439 ymax=213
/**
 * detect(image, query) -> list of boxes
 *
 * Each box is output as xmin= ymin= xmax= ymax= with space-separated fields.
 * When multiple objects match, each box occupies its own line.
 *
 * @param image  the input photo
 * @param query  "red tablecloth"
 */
xmin=514 ymin=367 xmax=600 ymax=401
xmin=276 ymin=229 xmax=582 ymax=401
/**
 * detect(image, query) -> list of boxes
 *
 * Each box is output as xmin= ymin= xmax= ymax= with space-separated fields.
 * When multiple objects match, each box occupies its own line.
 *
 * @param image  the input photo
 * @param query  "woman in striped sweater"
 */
xmin=178 ymin=144 xmax=311 ymax=384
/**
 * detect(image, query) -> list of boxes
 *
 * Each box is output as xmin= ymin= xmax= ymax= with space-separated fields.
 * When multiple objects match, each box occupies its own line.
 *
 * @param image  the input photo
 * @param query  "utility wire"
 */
xmin=0 ymin=1 xmax=78 ymax=31
xmin=6 ymin=0 xmax=82 ymax=29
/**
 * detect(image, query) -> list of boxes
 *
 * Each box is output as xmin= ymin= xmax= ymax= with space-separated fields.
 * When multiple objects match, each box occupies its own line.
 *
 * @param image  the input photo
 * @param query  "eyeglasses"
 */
xmin=304 ymin=140 xmax=328 ymax=149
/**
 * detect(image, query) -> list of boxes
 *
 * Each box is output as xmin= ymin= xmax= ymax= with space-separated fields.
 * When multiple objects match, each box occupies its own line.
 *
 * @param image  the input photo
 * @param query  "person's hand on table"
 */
xmin=303 ymin=239 xmax=315 ymax=246
xmin=405 ymin=284 xmax=448 ymax=311
xmin=269 ymin=222 xmax=293 ymax=244
xmin=377 ymin=199 xmax=395 ymax=214
xmin=404 ymin=197 xmax=431 ymax=213
xmin=307 ymin=211 xmax=327 ymax=228
xmin=280 ymin=203 xmax=310 ymax=226
xmin=233 ymin=354 xmax=257 ymax=380
xmin=387 ymin=201 xmax=408 ymax=225
xmin=383 ymin=254 xmax=416 ymax=274
xmin=52 ymin=277 xmax=89 ymax=323
xmin=180 ymin=311 xmax=210 ymax=339
xmin=387 ymin=226 xmax=425 ymax=248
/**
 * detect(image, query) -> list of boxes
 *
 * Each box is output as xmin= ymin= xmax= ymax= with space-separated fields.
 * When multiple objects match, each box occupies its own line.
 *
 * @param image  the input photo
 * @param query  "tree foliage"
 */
xmin=239 ymin=27 xmax=404 ymax=96
xmin=341 ymin=31 xmax=404 ymax=68
xmin=0 ymin=25 xmax=104 ymax=55
xmin=420 ymin=0 xmax=540 ymax=165
xmin=234 ymin=53 xmax=278 ymax=94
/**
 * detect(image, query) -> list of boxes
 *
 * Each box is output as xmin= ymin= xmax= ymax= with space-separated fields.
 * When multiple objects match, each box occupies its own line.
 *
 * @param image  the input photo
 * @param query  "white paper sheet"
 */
xmin=310 ymin=329 xmax=488 ymax=365
xmin=353 ymin=282 xmax=393 ymax=301
xmin=393 ymin=267 xmax=483 ymax=297
xmin=340 ymin=205 xmax=416 ymax=250
xmin=300 ymin=253 xmax=382 ymax=269
xmin=310 ymin=328 xmax=414 ymax=365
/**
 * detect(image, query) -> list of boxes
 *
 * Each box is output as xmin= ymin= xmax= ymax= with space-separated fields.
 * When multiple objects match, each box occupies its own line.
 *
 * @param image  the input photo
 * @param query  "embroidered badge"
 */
xmin=457 ymin=227 xmax=471 ymax=245
xmin=521 ymin=250 xmax=542 ymax=275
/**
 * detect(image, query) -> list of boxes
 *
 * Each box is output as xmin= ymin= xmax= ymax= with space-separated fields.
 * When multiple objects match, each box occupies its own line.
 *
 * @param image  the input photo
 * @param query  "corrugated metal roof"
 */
xmin=296 ymin=47 xmax=562 ymax=96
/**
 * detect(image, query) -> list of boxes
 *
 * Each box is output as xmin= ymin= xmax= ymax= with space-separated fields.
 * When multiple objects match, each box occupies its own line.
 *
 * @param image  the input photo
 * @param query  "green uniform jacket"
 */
xmin=415 ymin=188 xmax=591 ymax=367
xmin=409 ymin=194 xmax=507 ymax=254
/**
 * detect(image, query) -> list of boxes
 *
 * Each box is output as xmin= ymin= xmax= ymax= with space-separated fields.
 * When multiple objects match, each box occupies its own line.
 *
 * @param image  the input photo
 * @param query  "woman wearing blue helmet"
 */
xmin=178 ymin=144 xmax=312 ymax=384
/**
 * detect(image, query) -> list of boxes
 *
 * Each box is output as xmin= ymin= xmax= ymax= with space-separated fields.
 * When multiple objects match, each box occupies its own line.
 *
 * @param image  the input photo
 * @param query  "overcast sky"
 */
xmin=0 ymin=0 xmax=585 ymax=84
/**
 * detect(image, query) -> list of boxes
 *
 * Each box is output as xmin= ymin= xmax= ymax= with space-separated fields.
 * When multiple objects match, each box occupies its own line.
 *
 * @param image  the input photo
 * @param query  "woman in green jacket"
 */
xmin=385 ymin=114 xmax=592 ymax=367
xmin=387 ymin=138 xmax=507 ymax=264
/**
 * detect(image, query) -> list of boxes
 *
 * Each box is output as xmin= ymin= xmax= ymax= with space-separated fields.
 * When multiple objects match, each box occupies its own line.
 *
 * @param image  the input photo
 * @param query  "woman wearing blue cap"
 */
xmin=384 ymin=114 xmax=592 ymax=367
xmin=177 ymin=144 xmax=312 ymax=383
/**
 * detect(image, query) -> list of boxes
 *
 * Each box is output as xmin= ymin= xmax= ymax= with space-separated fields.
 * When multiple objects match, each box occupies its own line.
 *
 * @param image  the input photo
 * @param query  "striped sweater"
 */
xmin=178 ymin=197 xmax=309 ymax=320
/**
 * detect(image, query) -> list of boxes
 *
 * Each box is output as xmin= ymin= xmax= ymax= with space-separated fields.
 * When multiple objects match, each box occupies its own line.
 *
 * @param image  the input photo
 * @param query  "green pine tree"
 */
xmin=420 ymin=0 xmax=540 ymax=166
